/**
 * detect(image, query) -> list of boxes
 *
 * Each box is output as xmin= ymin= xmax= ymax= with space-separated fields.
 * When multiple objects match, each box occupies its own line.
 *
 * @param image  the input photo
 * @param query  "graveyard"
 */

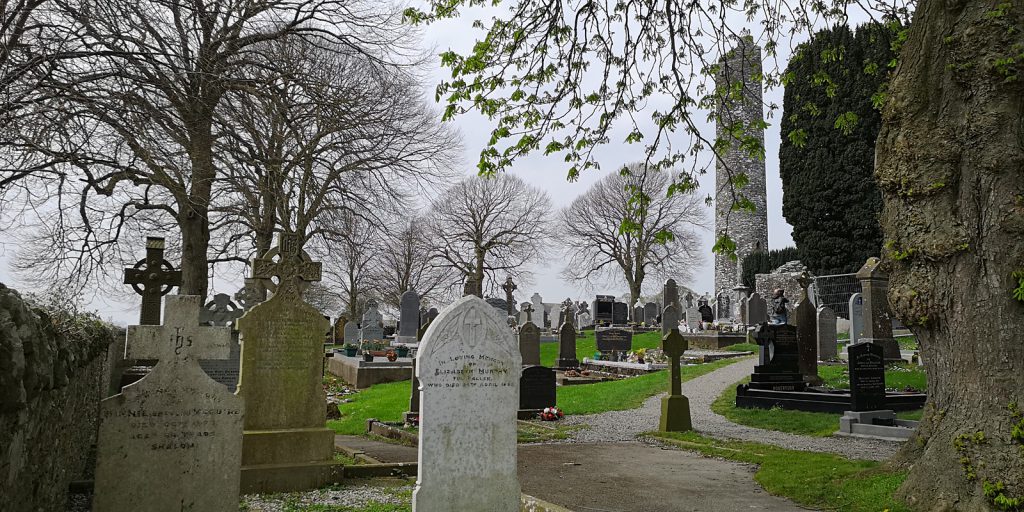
xmin=2 ymin=0 xmax=1022 ymax=511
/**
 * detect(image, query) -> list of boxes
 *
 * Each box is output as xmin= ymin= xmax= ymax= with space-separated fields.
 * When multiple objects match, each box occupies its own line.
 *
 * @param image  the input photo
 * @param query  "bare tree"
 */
xmin=427 ymin=173 xmax=552 ymax=297
xmin=374 ymin=215 xmax=455 ymax=311
xmin=558 ymin=164 xmax=705 ymax=315
xmin=318 ymin=211 xmax=378 ymax=320
xmin=13 ymin=0 xmax=406 ymax=298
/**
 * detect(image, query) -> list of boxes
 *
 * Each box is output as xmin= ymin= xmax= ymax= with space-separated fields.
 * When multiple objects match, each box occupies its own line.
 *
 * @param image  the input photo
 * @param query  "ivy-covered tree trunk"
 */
xmin=877 ymin=0 xmax=1024 ymax=508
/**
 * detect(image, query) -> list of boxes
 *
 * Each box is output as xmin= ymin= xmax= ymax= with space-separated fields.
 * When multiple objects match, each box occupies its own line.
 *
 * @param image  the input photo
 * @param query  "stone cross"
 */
xmin=123 ymin=236 xmax=182 ymax=325
xmin=501 ymin=277 xmax=518 ymax=316
xmin=200 ymin=293 xmax=243 ymax=327
xmin=521 ymin=302 xmax=534 ymax=323
xmin=234 ymin=278 xmax=264 ymax=311
xmin=659 ymin=328 xmax=692 ymax=432
xmin=251 ymin=233 xmax=322 ymax=298
xmin=561 ymin=298 xmax=576 ymax=327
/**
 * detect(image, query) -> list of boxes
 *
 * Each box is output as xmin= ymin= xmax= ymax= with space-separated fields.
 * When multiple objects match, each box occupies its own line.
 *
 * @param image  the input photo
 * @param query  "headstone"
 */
xmin=343 ymin=321 xmax=359 ymax=345
xmin=698 ymin=303 xmax=714 ymax=323
xmin=659 ymin=328 xmax=692 ymax=432
xmin=94 ymin=295 xmax=242 ymax=511
xmin=123 ymin=236 xmax=182 ymax=325
xmin=413 ymin=296 xmax=521 ymax=511
xmin=644 ymin=302 xmax=659 ymax=325
xmin=662 ymin=304 xmax=680 ymax=336
xmin=595 ymin=328 xmax=633 ymax=352
xmin=848 ymin=342 xmax=886 ymax=411
xmin=555 ymin=322 xmax=579 ymax=368
xmin=406 ymin=359 xmax=420 ymax=422
xmin=593 ymin=295 xmax=615 ymax=324
xmin=235 ymin=233 xmax=334 ymax=485
xmin=733 ymin=285 xmax=751 ymax=321
xmin=426 ymin=307 xmax=440 ymax=324
xmin=685 ymin=307 xmax=701 ymax=330
xmin=502 ymin=277 xmax=518 ymax=316
xmin=612 ymin=301 xmax=628 ymax=324
xmin=715 ymin=293 xmax=731 ymax=321
xmin=486 ymin=297 xmax=510 ymax=314
xmin=663 ymin=279 xmax=680 ymax=310
xmin=519 ymin=366 xmax=556 ymax=412
xmin=561 ymin=298 xmax=576 ymax=327
xmin=794 ymin=273 xmax=820 ymax=384
xmin=748 ymin=323 xmax=806 ymax=391
xmin=198 ymin=293 xmax=243 ymax=390
xmin=745 ymin=292 xmax=768 ymax=325
xmin=633 ymin=305 xmax=644 ymax=324
xmin=848 ymin=293 xmax=864 ymax=344
xmin=360 ymin=299 xmax=385 ymax=343
xmin=518 ymin=321 xmax=541 ymax=366
xmin=855 ymin=258 xmax=901 ymax=360
xmin=684 ymin=292 xmax=694 ymax=309
xmin=463 ymin=274 xmax=482 ymax=297
xmin=397 ymin=289 xmax=420 ymax=343
xmin=816 ymin=306 xmax=838 ymax=360
xmin=530 ymin=293 xmax=544 ymax=325
xmin=200 ymin=293 xmax=243 ymax=327
xmin=234 ymin=278 xmax=264 ymax=311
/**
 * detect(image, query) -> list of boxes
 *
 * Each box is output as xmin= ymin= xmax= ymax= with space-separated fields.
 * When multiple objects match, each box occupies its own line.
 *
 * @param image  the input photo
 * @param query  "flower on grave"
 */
xmin=539 ymin=407 xmax=564 ymax=421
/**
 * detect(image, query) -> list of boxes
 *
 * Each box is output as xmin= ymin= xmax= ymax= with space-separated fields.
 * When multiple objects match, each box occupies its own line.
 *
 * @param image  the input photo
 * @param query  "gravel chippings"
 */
xmin=241 ymin=483 xmax=412 ymax=511
xmin=562 ymin=358 xmax=901 ymax=461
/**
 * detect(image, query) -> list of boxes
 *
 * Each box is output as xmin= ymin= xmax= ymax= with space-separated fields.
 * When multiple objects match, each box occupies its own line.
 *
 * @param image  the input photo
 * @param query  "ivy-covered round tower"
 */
xmin=714 ymin=35 xmax=769 ymax=310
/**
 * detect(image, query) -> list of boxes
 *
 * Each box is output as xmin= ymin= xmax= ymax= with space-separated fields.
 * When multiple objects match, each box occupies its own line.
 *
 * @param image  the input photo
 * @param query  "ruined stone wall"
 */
xmin=0 ymin=283 xmax=117 ymax=511
xmin=714 ymin=35 xmax=769 ymax=296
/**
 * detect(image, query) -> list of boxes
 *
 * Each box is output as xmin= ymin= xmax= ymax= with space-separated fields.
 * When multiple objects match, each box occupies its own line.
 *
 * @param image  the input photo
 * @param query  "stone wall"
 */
xmin=0 ymin=283 xmax=117 ymax=512
xmin=714 ymin=35 xmax=769 ymax=296
xmin=755 ymin=261 xmax=810 ymax=319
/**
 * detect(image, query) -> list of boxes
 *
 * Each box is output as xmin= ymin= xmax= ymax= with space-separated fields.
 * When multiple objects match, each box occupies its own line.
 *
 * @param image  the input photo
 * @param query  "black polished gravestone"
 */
xmin=747 ymin=323 xmax=807 ymax=391
xmin=849 ymin=342 xmax=887 ymax=411
xmin=612 ymin=301 xmax=628 ymax=324
xmin=593 ymin=295 xmax=615 ymax=324
xmin=595 ymin=328 xmax=633 ymax=353
xmin=519 ymin=366 xmax=556 ymax=417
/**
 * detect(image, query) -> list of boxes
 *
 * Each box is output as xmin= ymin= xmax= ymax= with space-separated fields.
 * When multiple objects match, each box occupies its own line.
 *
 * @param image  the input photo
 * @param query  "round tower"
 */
xmin=713 ymin=35 xmax=769 ymax=309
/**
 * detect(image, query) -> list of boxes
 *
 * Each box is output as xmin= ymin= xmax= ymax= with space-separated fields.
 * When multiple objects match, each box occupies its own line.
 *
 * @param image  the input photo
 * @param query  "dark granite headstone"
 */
xmin=749 ymin=323 xmax=806 ymax=391
xmin=698 ymin=304 xmax=714 ymax=323
xmin=595 ymin=328 xmax=633 ymax=352
xmin=519 ymin=366 xmax=556 ymax=411
xmin=849 ymin=342 xmax=886 ymax=411
xmin=633 ymin=305 xmax=644 ymax=323
xmin=593 ymin=295 xmax=615 ymax=324
xmin=644 ymin=302 xmax=659 ymax=325
xmin=612 ymin=302 xmax=628 ymax=324
xmin=518 ymin=321 xmax=541 ymax=366
xmin=555 ymin=322 xmax=579 ymax=368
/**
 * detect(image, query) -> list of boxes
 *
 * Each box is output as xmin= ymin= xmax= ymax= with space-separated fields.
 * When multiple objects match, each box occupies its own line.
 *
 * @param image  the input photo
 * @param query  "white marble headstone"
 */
xmin=413 ymin=296 xmax=522 ymax=511
xmin=94 ymin=295 xmax=243 ymax=511
xmin=848 ymin=292 xmax=864 ymax=344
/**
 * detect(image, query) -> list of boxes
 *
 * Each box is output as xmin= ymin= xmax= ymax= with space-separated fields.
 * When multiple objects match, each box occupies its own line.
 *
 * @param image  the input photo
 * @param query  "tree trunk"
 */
xmin=178 ymin=126 xmax=216 ymax=299
xmin=473 ymin=249 xmax=486 ymax=298
xmin=877 ymin=1 xmax=1024 ymax=509
xmin=629 ymin=282 xmax=642 ymax=322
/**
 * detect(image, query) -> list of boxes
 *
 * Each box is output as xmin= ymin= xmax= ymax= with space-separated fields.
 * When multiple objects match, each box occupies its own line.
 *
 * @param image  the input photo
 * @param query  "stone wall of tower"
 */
xmin=714 ymin=36 xmax=769 ymax=299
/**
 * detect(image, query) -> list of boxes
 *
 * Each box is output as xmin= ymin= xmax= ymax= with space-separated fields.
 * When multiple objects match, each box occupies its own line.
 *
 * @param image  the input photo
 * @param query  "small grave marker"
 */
xmin=848 ymin=342 xmax=886 ymax=411
xmin=518 ymin=321 xmax=541 ymax=366
xmin=659 ymin=328 xmax=692 ymax=432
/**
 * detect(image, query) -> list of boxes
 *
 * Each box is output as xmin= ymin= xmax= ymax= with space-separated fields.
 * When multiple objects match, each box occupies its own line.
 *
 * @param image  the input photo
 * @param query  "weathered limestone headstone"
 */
xmin=644 ymin=302 xmax=659 ymax=325
xmin=733 ymin=284 xmax=750 ymax=321
xmin=555 ymin=321 xmax=579 ymax=369
xmin=234 ymin=278 xmax=265 ymax=312
xmin=745 ymin=292 xmax=768 ymax=325
xmin=659 ymin=328 xmax=692 ymax=432
xmin=413 ymin=296 xmax=521 ymax=511
xmin=518 ymin=321 xmax=541 ymax=366
xmin=816 ymin=306 xmax=838 ymax=360
xmin=123 ymin=236 xmax=182 ymax=326
xmin=855 ymin=258 xmax=901 ymax=360
xmin=360 ymin=299 xmax=385 ymax=343
xmin=848 ymin=292 xmax=864 ymax=344
xmin=793 ymin=273 xmax=821 ymax=384
xmin=396 ymin=289 xmax=420 ymax=344
xmin=502 ymin=277 xmax=518 ymax=316
xmin=94 ymin=295 xmax=242 ymax=511
xmin=235 ymin=233 xmax=333 ymax=491
xmin=685 ymin=306 xmax=701 ymax=330
xmin=530 ymin=293 xmax=544 ymax=326
xmin=662 ymin=304 xmax=680 ymax=336
xmin=343 ymin=321 xmax=359 ymax=345
xmin=663 ymin=279 xmax=680 ymax=310
xmin=716 ymin=292 xmax=732 ymax=321
xmin=684 ymin=292 xmax=694 ymax=309
xmin=196 ymin=294 xmax=244 ymax=390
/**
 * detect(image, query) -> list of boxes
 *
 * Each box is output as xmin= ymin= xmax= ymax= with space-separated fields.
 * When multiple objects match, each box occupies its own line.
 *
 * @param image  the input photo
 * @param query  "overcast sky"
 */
xmin=0 ymin=5 xmax=816 ymax=324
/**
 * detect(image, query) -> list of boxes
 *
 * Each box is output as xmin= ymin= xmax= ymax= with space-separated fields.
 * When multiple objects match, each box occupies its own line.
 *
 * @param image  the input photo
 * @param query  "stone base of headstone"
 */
xmin=239 ymin=460 xmax=344 ymax=494
xmin=393 ymin=335 xmax=417 ymax=346
xmin=748 ymin=369 xmax=808 ymax=391
xmin=242 ymin=428 xmax=334 ymax=466
xmin=659 ymin=395 xmax=692 ymax=432
xmin=554 ymin=357 xmax=580 ymax=369
xmin=869 ymin=338 xmax=904 ymax=362
xmin=837 ymin=409 xmax=917 ymax=441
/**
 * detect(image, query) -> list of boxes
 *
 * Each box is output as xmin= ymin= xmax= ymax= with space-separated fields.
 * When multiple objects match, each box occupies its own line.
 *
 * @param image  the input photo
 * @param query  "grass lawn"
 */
xmin=649 ymin=431 xmax=911 ymax=512
xmin=712 ymin=363 xmax=927 ymax=437
xmin=722 ymin=342 xmax=758 ymax=352
xmin=329 ymin=357 xmax=750 ymax=435
xmin=538 ymin=329 xmax=665 ymax=366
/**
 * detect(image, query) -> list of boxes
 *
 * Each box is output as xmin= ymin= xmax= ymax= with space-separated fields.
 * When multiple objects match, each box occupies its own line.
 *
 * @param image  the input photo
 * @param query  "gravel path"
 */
xmin=564 ymin=357 xmax=901 ymax=461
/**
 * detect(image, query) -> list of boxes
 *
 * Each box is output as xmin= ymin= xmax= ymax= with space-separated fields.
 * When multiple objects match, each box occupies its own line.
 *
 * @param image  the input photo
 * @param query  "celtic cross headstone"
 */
xmin=123 ymin=236 xmax=181 ymax=325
